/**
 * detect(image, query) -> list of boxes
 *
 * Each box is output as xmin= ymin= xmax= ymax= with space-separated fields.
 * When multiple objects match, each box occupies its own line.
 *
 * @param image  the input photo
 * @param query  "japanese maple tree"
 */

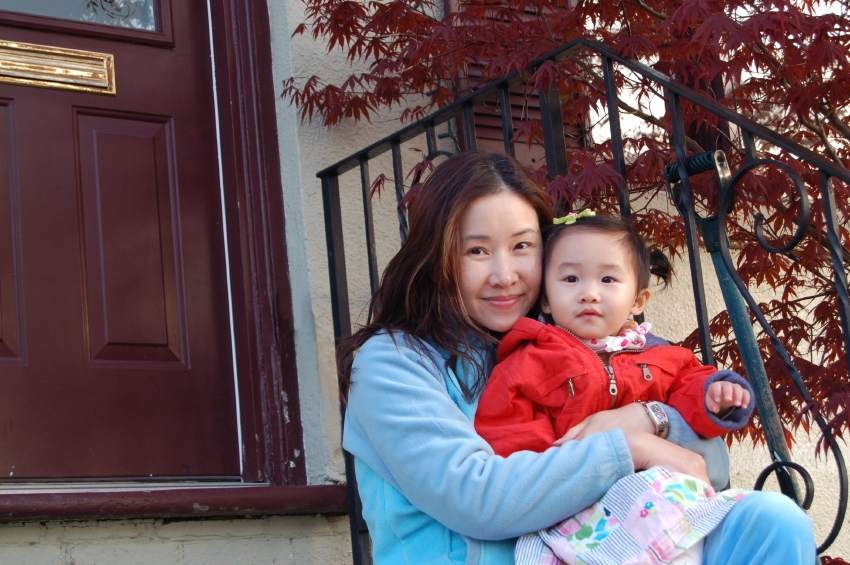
xmin=285 ymin=0 xmax=850 ymax=477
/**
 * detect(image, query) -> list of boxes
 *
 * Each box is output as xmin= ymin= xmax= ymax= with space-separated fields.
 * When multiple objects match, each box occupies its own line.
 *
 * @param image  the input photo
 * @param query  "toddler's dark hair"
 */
xmin=542 ymin=214 xmax=672 ymax=290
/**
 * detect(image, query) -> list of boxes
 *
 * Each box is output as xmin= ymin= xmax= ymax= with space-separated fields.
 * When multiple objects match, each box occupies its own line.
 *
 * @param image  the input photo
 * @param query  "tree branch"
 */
xmin=575 ymin=64 xmax=705 ymax=153
xmin=630 ymin=0 xmax=666 ymax=20
xmin=818 ymin=102 xmax=850 ymax=144
xmin=797 ymin=110 xmax=844 ymax=165
xmin=620 ymin=0 xmax=633 ymax=35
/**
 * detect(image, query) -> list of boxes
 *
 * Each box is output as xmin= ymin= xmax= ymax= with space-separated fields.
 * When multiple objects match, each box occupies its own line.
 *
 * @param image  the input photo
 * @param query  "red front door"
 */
xmin=0 ymin=2 xmax=239 ymax=480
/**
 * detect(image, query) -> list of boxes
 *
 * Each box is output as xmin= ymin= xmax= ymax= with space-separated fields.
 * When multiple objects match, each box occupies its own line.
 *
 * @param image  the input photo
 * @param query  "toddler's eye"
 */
xmin=566 ymin=275 xmax=578 ymax=283
xmin=601 ymin=276 xmax=615 ymax=283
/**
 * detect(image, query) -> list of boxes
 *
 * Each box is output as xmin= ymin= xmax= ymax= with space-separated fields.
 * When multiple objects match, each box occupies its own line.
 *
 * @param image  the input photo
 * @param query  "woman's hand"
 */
xmin=554 ymin=403 xmax=655 ymax=444
xmin=554 ymin=403 xmax=709 ymax=483
xmin=624 ymin=432 xmax=709 ymax=483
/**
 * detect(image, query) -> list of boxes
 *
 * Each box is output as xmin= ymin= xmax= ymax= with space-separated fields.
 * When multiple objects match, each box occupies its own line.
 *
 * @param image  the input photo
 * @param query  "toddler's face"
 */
xmin=541 ymin=230 xmax=649 ymax=340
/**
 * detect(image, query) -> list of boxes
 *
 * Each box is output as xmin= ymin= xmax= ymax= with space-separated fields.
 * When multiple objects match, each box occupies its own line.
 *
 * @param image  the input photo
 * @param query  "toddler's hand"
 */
xmin=705 ymin=381 xmax=751 ymax=415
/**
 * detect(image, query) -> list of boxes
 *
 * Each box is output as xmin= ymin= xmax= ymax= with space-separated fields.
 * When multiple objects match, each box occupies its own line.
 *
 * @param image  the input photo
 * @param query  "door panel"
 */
xmin=77 ymin=112 xmax=187 ymax=367
xmin=0 ymin=2 xmax=239 ymax=480
xmin=0 ymin=99 xmax=23 ymax=364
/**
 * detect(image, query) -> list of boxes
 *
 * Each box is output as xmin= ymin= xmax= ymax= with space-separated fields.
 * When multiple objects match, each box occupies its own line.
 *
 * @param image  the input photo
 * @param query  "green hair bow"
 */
xmin=553 ymin=209 xmax=596 ymax=225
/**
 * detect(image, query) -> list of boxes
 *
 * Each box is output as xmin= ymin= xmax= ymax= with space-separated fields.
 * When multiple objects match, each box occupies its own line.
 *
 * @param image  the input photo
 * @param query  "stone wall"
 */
xmin=0 ymin=516 xmax=351 ymax=565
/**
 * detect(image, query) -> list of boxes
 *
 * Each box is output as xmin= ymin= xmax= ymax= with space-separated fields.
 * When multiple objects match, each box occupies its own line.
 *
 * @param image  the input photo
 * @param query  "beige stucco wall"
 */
xmin=268 ymin=0 xmax=451 ymax=486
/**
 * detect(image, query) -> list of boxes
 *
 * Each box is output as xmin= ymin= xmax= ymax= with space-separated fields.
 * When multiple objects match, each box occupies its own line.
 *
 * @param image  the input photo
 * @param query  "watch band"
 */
xmin=639 ymin=400 xmax=669 ymax=438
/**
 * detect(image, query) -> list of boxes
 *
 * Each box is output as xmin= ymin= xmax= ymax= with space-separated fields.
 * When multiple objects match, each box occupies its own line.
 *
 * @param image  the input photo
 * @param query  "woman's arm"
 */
xmin=555 ymin=402 xmax=730 ymax=490
xmin=343 ymin=333 xmax=634 ymax=541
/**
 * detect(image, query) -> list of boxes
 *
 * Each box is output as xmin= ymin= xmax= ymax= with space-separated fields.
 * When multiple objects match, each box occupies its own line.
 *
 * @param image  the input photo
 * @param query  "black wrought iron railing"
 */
xmin=317 ymin=38 xmax=850 ymax=564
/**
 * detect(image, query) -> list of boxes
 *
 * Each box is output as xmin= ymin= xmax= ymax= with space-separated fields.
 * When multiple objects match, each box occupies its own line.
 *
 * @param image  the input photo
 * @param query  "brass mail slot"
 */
xmin=0 ymin=40 xmax=115 ymax=95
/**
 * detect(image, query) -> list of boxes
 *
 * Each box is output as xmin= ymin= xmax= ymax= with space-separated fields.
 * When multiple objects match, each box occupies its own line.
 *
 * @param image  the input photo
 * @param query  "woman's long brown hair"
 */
xmin=338 ymin=151 xmax=553 ymax=401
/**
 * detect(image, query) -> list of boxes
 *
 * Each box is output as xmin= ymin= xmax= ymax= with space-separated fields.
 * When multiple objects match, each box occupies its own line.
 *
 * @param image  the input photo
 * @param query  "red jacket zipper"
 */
xmin=556 ymin=324 xmax=645 ymax=409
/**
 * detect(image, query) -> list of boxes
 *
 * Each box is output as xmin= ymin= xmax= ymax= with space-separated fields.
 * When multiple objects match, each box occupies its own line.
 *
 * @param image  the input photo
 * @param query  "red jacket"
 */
xmin=475 ymin=318 xmax=735 ymax=457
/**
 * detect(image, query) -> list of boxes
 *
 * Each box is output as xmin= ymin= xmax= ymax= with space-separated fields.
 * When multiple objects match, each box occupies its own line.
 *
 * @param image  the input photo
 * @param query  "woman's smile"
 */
xmin=485 ymin=294 xmax=523 ymax=307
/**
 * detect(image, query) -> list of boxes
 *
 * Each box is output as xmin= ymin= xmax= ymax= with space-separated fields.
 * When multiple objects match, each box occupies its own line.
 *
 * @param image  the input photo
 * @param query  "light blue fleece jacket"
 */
xmin=343 ymin=332 xmax=730 ymax=565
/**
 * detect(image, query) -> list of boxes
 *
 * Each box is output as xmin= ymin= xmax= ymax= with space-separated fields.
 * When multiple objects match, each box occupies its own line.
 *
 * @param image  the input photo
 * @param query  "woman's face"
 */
xmin=457 ymin=191 xmax=543 ymax=333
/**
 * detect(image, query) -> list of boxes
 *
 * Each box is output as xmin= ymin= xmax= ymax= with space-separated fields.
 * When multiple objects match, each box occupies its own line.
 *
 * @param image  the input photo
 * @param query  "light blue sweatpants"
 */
xmin=703 ymin=490 xmax=816 ymax=564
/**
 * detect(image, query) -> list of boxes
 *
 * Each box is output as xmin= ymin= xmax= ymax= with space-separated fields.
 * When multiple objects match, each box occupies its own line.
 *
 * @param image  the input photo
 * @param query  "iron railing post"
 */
xmin=499 ymin=84 xmax=515 ymax=157
xmin=539 ymin=84 xmax=568 ymax=181
xmin=602 ymin=56 xmax=630 ymax=219
xmin=321 ymin=172 xmax=372 ymax=565
xmin=701 ymin=219 xmax=800 ymax=502
xmin=391 ymin=140 xmax=409 ymax=244
xmin=667 ymin=150 xmax=801 ymax=501
xmin=425 ymin=124 xmax=438 ymax=158
xmin=819 ymin=172 xmax=850 ymax=372
xmin=359 ymin=157 xmax=380 ymax=294
xmin=667 ymin=91 xmax=714 ymax=366
xmin=321 ymin=172 xmax=351 ymax=342
xmin=463 ymin=104 xmax=477 ymax=150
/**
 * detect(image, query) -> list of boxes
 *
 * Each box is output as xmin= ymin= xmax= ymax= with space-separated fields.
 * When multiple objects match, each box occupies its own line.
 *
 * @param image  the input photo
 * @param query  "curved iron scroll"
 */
xmin=706 ymin=154 xmax=848 ymax=553
xmin=755 ymin=462 xmax=815 ymax=511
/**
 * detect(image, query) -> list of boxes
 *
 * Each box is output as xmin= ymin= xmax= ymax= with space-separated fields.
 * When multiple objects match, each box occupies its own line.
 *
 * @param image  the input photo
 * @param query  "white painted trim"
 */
xmin=206 ymin=0 xmax=244 ymax=479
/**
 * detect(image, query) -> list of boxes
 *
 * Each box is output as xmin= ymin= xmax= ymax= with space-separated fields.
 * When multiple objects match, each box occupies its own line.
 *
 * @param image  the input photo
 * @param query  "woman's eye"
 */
xmin=468 ymin=247 xmax=485 ymax=255
xmin=515 ymin=242 xmax=530 ymax=250
xmin=565 ymin=275 xmax=578 ymax=283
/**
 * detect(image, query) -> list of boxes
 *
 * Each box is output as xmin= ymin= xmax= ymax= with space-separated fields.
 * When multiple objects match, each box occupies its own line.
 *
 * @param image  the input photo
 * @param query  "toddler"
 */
xmin=474 ymin=212 xmax=755 ymax=565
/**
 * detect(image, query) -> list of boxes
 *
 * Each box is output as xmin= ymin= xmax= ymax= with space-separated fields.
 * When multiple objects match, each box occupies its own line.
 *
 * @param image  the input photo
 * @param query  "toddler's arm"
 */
xmin=666 ymin=362 xmax=754 ymax=437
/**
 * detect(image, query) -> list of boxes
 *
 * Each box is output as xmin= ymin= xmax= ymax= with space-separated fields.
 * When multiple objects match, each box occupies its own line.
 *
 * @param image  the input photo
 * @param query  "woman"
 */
xmin=340 ymin=151 xmax=815 ymax=564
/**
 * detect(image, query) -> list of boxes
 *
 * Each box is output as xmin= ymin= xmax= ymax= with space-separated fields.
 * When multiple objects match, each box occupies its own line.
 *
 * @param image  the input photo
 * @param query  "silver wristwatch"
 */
xmin=639 ymin=400 xmax=669 ymax=438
